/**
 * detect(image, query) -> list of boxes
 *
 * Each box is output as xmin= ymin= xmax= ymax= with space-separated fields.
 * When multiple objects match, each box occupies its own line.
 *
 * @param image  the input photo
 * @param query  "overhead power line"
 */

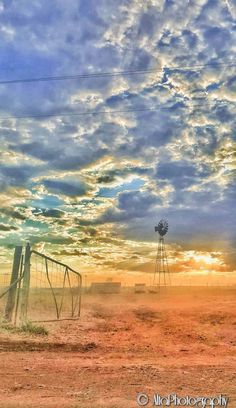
xmin=0 ymin=61 xmax=235 ymax=85
xmin=0 ymin=101 xmax=233 ymax=121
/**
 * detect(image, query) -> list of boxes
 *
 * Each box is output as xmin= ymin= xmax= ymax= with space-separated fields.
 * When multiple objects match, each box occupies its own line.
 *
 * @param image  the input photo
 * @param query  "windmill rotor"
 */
xmin=155 ymin=219 xmax=168 ymax=236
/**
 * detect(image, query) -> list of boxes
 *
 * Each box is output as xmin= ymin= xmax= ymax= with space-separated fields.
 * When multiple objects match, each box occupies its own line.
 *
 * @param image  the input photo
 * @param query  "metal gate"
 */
xmin=0 ymin=244 xmax=82 ymax=324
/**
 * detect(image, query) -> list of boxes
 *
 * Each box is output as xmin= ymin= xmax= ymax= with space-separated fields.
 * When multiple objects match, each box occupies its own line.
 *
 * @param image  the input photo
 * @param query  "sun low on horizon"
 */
xmin=0 ymin=0 xmax=235 ymax=287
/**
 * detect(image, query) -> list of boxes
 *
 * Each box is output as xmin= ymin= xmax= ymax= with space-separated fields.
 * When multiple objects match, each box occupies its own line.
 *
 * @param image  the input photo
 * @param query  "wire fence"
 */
xmin=27 ymin=250 xmax=82 ymax=322
xmin=0 ymin=245 xmax=82 ymax=324
xmin=0 ymin=273 xmax=11 ymax=291
xmin=0 ymin=273 xmax=11 ymax=317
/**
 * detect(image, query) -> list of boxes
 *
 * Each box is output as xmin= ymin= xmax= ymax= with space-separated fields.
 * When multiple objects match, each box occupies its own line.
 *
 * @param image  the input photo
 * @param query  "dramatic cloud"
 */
xmin=0 ymin=0 xmax=235 ymax=283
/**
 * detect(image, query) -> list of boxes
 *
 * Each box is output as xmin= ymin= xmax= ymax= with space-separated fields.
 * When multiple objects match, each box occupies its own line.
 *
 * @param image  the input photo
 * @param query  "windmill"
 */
xmin=153 ymin=219 xmax=170 ymax=287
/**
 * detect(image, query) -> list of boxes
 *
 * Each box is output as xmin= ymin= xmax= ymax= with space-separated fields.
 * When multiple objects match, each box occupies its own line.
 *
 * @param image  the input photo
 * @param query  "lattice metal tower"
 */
xmin=153 ymin=219 xmax=171 ymax=286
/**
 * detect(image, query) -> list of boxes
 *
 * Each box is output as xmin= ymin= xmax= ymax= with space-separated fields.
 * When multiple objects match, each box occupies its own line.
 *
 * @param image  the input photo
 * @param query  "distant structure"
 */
xmin=134 ymin=283 xmax=146 ymax=294
xmin=153 ymin=219 xmax=170 ymax=287
xmin=89 ymin=282 xmax=121 ymax=294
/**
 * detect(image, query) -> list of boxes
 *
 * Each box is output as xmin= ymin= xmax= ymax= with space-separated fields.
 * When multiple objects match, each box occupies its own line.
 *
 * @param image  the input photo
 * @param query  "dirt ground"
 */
xmin=0 ymin=287 xmax=235 ymax=408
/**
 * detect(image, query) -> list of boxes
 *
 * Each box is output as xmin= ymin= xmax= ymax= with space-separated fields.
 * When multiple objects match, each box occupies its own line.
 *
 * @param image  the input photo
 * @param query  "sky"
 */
xmin=0 ymin=0 xmax=235 ymax=285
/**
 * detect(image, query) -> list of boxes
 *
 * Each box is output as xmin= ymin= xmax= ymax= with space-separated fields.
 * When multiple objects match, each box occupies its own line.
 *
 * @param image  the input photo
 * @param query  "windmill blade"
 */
xmin=156 ymin=219 xmax=169 ymax=236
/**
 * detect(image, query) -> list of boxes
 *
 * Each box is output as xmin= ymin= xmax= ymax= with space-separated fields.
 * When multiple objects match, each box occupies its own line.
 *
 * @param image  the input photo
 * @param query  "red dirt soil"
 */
xmin=0 ymin=287 xmax=235 ymax=408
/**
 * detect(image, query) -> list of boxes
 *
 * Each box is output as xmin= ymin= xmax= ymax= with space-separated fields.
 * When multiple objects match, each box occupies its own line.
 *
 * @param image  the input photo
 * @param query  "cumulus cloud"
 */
xmin=0 ymin=0 xmax=235 ymax=280
xmin=0 ymin=223 xmax=18 ymax=231
xmin=42 ymin=178 xmax=89 ymax=197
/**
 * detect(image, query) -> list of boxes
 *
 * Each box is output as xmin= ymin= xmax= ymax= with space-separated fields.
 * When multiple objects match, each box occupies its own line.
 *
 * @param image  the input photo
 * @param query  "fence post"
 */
xmin=4 ymin=246 xmax=23 ymax=322
xmin=20 ymin=243 xmax=31 ymax=324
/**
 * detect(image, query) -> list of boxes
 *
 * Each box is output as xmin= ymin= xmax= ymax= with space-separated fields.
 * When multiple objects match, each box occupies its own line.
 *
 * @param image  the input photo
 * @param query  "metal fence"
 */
xmin=0 ymin=244 xmax=82 ymax=324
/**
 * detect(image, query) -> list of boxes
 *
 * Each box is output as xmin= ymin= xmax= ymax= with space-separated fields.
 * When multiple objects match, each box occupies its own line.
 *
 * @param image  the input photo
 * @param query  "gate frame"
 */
xmin=2 ymin=244 xmax=82 ymax=325
xmin=28 ymin=249 xmax=82 ymax=323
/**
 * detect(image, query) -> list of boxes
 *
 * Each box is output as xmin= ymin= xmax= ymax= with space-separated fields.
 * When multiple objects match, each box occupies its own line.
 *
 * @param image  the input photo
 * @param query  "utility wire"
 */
xmin=0 ymin=101 xmax=233 ymax=121
xmin=0 ymin=61 xmax=235 ymax=85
